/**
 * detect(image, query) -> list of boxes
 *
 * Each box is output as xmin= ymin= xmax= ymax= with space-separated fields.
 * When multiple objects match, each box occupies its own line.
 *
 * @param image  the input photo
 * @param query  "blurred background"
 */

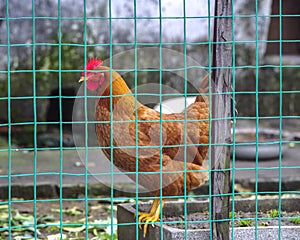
xmin=0 ymin=1 xmax=299 ymax=239
xmin=0 ymin=0 xmax=299 ymax=147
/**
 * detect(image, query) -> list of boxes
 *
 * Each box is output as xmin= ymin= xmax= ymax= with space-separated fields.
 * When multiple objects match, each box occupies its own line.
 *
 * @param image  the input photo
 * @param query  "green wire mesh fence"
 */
xmin=0 ymin=0 xmax=300 ymax=239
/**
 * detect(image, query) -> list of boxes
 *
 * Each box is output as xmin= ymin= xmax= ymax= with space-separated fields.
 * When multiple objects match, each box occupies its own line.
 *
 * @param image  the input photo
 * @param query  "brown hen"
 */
xmin=79 ymin=59 xmax=209 ymax=236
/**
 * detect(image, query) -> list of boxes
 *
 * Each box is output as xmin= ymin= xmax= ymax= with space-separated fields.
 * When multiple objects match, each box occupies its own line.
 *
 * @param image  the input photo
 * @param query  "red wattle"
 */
xmin=86 ymin=80 xmax=100 ymax=91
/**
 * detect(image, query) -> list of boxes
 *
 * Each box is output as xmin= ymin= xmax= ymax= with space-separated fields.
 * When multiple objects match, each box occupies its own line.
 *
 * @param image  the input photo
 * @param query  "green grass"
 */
xmin=230 ymin=211 xmax=252 ymax=227
xmin=290 ymin=216 xmax=300 ymax=225
xmin=267 ymin=209 xmax=280 ymax=219
xmin=238 ymin=219 xmax=252 ymax=227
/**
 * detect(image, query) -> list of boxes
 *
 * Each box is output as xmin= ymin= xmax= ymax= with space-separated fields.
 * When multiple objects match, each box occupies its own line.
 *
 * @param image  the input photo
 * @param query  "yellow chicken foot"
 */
xmin=136 ymin=198 xmax=165 ymax=237
xmin=138 ymin=198 xmax=160 ymax=223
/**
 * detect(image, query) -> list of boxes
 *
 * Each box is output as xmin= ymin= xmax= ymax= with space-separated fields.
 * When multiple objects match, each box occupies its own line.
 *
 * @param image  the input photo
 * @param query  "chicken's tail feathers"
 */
xmin=195 ymin=73 xmax=210 ymax=103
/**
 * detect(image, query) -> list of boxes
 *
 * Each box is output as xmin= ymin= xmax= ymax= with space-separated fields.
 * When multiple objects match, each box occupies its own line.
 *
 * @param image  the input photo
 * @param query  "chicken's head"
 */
xmin=79 ymin=58 xmax=104 ymax=91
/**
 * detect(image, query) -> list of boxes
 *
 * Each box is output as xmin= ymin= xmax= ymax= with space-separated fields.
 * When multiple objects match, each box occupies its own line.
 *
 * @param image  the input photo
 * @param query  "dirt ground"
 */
xmin=1 ymin=198 xmax=300 ymax=239
xmin=0 ymin=198 xmax=120 ymax=239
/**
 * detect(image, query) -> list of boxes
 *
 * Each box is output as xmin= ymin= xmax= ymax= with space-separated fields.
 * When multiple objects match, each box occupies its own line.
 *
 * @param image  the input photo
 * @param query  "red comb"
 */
xmin=82 ymin=58 xmax=103 ymax=76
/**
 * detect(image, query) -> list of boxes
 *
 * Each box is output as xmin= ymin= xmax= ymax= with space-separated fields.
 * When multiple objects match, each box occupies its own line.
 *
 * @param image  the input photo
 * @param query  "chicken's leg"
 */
xmin=136 ymin=198 xmax=165 ymax=237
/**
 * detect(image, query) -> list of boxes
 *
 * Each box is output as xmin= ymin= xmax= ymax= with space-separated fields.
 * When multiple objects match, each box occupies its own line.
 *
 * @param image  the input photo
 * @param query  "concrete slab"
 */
xmin=117 ymin=198 xmax=300 ymax=240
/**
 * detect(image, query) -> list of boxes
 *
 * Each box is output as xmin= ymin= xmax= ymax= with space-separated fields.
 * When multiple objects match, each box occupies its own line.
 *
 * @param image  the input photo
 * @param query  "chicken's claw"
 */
xmin=135 ymin=198 xmax=165 ymax=237
xmin=138 ymin=211 xmax=160 ymax=235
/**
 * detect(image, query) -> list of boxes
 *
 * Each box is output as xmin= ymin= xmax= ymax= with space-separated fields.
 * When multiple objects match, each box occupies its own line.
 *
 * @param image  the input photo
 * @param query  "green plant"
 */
xmin=267 ymin=209 xmax=279 ymax=218
xmin=238 ymin=219 xmax=252 ymax=227
xmin=229 ymin=211 xmax=236 ymax=218
xmin=290 ymin=216 xmax=300 ymax=225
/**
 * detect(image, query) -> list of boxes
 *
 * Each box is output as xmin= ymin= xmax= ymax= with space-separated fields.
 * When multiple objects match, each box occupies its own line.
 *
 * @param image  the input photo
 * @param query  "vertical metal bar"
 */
xmin=158 ymin=0 xmax=164 ymax=239
xmin=207 ymin=1 xmax=213 ymax=239
xmin=108 ymin=0 xmax=115 ymax=238
xmin=5 ymin=1 xmax=12 ymax=238
xmin=277 ymin=0 xmax=283 ymax=238
xmin=132 ymin=0 xmax=139 ymax=239
xmin=31 ymin=0 xmax=38 ymax=238
xmin=182 ymin=0 xmax=188 ymax=239
xmin=254 ymin=1 xmax=259 ymax=239
xmin=83 ymin=0 xmax=89 ymax=239
xmin=211 ymin=0 xmax=232 ymax=239
xmin=230 ymin=1 xmax=236 ymax=239
xmin=57 ymin=0 xmax=64 ymax=238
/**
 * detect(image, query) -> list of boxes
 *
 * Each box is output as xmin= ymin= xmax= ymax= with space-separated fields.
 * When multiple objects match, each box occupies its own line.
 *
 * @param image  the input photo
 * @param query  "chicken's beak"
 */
xmin=78 ymin=76 xmax=87 ymax=83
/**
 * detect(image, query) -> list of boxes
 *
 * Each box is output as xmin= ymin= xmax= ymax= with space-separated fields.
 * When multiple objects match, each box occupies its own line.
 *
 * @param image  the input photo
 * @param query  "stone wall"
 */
xmin=0 ymin=0 xmax=298 ymax=125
